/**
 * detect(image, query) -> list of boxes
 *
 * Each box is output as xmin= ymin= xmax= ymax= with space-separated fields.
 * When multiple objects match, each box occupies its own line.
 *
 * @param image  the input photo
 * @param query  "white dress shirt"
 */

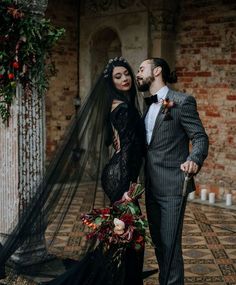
xmin=145 ymin=86 xmax=169 ymax=144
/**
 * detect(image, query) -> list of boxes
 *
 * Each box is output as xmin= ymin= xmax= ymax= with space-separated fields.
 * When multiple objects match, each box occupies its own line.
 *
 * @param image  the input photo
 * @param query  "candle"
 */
xmin=209 ymin=192 xmax=215 ymax=204
xmin=201 ymin=189 xmax=207 ymax=201
xmin=188 ymin=191 xmax=195 ymax=200
xmin=226 ymin=193 xmax=232 ymax=206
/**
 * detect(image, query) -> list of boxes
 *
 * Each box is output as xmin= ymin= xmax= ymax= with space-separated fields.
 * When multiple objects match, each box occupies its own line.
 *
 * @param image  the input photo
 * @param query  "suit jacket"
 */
xmin=145 ymin=89 xmax=209 ymax=196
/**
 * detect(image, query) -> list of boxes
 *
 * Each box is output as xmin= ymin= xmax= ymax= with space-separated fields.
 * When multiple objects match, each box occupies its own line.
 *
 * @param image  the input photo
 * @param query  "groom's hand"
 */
xmin=180 ymin=160 xmax=199 ymax=174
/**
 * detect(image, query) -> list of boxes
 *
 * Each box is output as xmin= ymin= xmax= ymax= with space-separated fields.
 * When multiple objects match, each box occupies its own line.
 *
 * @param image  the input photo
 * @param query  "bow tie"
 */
xmin=144 ymin=94 xmax=160 ymax=106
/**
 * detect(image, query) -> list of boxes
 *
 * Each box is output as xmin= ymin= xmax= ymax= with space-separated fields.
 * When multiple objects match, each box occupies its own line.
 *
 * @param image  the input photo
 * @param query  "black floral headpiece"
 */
xmin=103 ymin=56 xmax=127 ymax=78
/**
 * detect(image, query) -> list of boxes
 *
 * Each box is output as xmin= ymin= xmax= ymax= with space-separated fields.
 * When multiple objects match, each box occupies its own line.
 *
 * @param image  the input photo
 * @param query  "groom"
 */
xmin=136 ymin=58 xmax=209 ymax=285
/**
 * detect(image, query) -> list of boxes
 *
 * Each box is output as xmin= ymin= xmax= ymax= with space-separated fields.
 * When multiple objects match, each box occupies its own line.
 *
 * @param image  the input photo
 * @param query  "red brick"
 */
xmin=198 ymin=89 xmax=208 ymax=93
xmin=182 ymin=72 xmax=197 ymax=77
xmin=227 ymin=95 xmax=236 ymax=100
xmin=214 ymin=83 xmax=229 ymax=88
xmin=213 ymin=164 xmax=225 ymax=170
xmin=226 ymin=154 xmax=236 ymax=160
xmin=181 ymin=77 xmax=193 ymax=82
xmin=227 ymin=136 xmax=234 ymax=144
xmin=205 ymin=108 xmax=220 ymax=117
xmin=197 ymin=71 xmax=212 ymax=77
xmin=212 ymin=60 xmax=229 ymax=65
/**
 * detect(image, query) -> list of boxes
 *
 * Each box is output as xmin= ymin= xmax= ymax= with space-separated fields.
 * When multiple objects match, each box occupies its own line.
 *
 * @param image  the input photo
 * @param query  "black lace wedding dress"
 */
xmin=101 ymin=102 xmax=145 ymax=204
xmin=44 ymin=102 xmax=145 ymax=285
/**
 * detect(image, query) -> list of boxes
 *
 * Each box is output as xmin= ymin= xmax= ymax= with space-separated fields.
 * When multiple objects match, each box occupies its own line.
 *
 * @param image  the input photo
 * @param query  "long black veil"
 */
xmin=0 ymin=72 xmax=113 ymax=272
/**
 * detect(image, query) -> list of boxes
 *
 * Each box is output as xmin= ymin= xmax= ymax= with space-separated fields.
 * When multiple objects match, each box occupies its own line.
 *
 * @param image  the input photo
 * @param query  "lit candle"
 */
xmin=226 ymin=193 xmax=232 ymax=206
xmin=188 ymin=191 xmax=195 ymax=200
xmin=201 ymin=189 xmax=207 ymax=201
xmin=209 ymin=192 xmax=215 ymax=204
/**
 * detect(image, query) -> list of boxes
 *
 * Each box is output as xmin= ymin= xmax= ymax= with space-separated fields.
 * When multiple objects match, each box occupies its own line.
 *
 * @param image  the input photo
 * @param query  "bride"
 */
xmin=44 ymin=57 xmax=146 ymax=285
xmin=0 ymin=57 xmax=149 ymax=284
xmin=0 ymin=57 xmax=148 ymax=285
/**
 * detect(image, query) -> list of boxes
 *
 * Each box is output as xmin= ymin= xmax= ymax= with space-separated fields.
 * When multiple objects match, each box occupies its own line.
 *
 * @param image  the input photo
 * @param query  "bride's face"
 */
xmin=112 ymin=66 xmax=132 ymax=91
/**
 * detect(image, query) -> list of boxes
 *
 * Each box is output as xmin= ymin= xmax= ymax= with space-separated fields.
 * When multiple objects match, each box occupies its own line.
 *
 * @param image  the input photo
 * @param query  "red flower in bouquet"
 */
xmin=100 ymin=208 xmax=110 ymax=215
xmin=120 ymin=213 xmax=134 ymax=225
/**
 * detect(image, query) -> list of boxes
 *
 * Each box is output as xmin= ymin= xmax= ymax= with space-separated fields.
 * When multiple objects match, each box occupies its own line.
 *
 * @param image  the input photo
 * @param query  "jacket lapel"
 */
xmin=149 ymin=104 xmax=165 ymax=145
xmin=149 ymin=89 xmax=174 ymax=145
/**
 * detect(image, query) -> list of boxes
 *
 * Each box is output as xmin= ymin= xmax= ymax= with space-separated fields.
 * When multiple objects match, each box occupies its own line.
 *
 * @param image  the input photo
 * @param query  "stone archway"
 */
xmin=90 ymin=28 xmax=121 ymax=84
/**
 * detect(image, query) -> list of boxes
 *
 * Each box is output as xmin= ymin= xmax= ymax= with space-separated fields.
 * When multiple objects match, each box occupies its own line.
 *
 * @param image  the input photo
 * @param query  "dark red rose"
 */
xmin=120 ymin=214 xmax=134 ymax=225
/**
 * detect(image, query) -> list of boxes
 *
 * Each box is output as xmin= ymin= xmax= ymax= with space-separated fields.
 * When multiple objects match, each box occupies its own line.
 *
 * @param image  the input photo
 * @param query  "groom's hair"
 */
xmin=148 ymin=57 xmax=177 ymax=84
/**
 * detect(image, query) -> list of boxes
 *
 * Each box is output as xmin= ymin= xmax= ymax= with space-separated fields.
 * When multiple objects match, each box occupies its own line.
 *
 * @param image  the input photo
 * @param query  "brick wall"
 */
xmin=44 ymin=0 xmax=235 ymax=199
xmin=175 ymin=0 xmax=236 ymax=196
xmin=45 ymin=0 xmax=78 ymax=160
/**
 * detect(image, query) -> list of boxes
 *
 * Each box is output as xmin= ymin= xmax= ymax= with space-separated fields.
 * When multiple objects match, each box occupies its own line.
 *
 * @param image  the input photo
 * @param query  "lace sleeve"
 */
xmin=111 ymin=104 xmax=145 ymax=183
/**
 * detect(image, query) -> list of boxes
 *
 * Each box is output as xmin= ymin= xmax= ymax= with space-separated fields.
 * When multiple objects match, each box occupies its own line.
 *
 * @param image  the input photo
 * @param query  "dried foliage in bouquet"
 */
xmin=81 ymin=183 xmax=152 ymax=266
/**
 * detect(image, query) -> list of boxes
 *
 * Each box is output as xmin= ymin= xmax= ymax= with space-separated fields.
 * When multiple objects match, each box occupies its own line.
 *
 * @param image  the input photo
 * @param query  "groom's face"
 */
xmin=136 ymin=60 xmax=154 ymax=92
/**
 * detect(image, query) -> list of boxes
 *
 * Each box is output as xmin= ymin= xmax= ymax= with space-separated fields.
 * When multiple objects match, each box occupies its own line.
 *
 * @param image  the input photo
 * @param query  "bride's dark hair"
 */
xmin=102 ymin=56 xmax=139 ymax=146
xmin=0 ymin=56 xmax=140 ymax=276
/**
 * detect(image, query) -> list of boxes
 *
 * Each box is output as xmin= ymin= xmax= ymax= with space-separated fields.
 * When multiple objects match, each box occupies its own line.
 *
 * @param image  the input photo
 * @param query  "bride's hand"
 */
xmin=122 ymin=192 xmax=132 ymax=202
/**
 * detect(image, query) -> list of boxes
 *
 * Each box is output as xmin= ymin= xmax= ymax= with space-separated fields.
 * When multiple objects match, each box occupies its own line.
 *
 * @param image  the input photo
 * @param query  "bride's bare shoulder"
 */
xmin=111 ymin=100 xmax=124 ymax=112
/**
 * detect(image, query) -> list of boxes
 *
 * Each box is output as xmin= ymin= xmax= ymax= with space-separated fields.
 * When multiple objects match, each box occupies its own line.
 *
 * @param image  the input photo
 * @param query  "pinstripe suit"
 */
xmin=144 ymin=89 xmax=209 ymax=285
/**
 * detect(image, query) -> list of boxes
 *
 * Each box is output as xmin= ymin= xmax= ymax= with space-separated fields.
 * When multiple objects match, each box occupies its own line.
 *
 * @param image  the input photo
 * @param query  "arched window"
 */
xmin=90 ymin=28 xmax=122 ymax=84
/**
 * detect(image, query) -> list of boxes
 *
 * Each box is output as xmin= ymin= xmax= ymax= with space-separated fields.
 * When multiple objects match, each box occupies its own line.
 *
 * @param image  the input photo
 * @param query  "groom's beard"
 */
xmin=137 ymin=76 xmax=154 ymax=92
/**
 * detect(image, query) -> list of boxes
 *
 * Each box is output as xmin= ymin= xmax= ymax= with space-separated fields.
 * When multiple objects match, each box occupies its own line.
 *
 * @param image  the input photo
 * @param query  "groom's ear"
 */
xmin=153 ymin=66 xmax=162 ymax=77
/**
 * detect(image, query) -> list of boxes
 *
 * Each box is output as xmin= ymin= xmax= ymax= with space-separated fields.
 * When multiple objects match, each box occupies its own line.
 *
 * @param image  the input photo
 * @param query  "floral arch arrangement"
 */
xmin=0 ymin=0 xmax=65 ymax=123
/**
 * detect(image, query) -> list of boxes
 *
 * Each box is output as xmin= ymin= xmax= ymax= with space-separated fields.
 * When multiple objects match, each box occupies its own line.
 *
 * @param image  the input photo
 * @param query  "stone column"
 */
xmin=148 ymin=0 xmax=179 ymax=70
xmin=0 ymin=0 xmax=48 ymax=266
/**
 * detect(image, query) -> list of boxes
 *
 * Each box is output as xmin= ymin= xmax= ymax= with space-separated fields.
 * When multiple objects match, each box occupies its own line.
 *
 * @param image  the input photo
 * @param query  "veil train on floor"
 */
xmin=0 ymin=74 xmax=112 ymax=274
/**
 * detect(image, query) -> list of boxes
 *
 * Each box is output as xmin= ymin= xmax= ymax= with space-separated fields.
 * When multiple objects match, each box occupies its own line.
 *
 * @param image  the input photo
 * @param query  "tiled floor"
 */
xmin=143 ymin=202 xmax=236 ymax=285
xmin=3 ymin=182 xmax=236 ymax=284
xmin=44 ymin=182 xmax=236 ymax=285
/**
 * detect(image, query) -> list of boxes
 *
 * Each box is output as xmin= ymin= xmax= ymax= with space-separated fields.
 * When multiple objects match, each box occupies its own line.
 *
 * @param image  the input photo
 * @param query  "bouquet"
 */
xmin=81 ymin=183 xmax=151 ymax=263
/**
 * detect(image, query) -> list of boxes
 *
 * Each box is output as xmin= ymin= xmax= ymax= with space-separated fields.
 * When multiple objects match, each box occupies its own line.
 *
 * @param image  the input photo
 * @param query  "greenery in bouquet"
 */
xmin=0 ymin=0 xmax=65 ymax=122
xmin=81 ymin=184 xmax=152 ymax=257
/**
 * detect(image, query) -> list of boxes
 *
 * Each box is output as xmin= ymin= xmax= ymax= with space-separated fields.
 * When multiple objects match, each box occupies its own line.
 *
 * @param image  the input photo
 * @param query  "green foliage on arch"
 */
xmin=0 ymin=0 xmax=65 ymax=123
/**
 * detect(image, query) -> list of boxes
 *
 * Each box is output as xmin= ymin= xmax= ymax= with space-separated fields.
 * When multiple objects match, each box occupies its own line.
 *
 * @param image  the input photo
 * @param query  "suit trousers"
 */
xmin=145 ymin=191 xmax=187 ymax=285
